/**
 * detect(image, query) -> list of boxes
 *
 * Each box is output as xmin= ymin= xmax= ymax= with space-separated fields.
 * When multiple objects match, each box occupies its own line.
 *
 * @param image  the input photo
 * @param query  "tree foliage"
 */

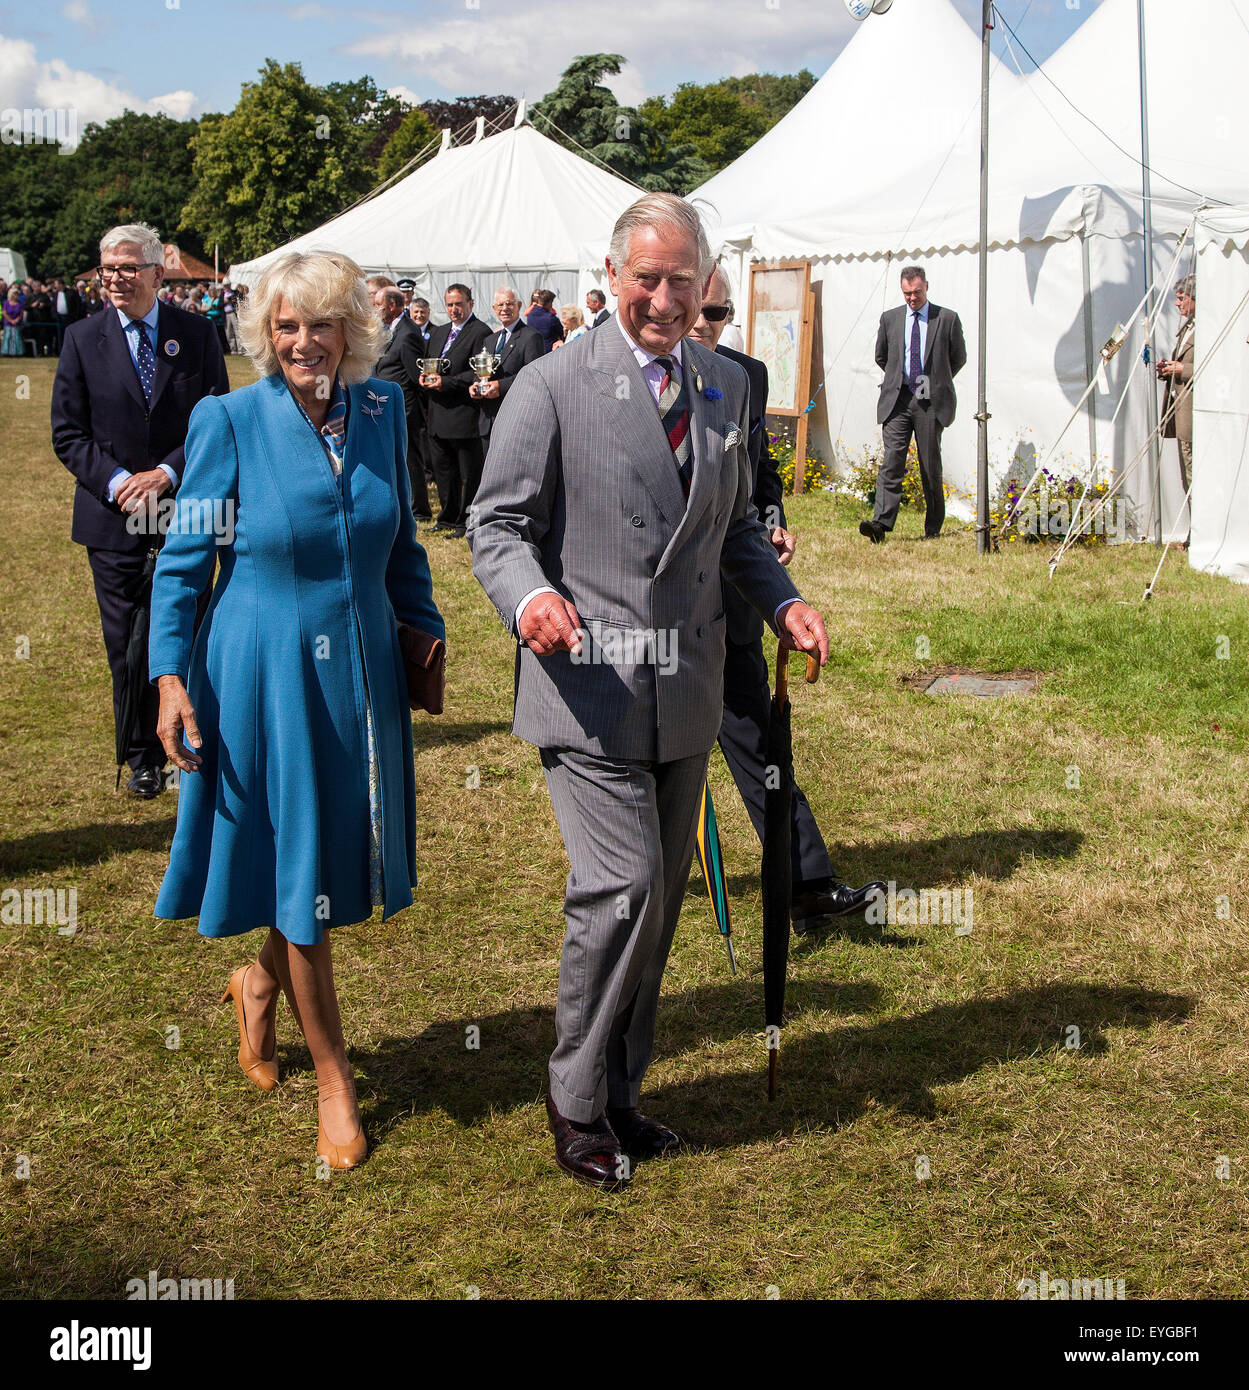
xmin=180 ymin=60 xmax=374 ymax=262
xmin=418 ymin=95 xmax=517 ymax=134
xmin=377 ymin=108 xmax=442 ymax=183
xmin=640 ymin=70 xmax=814 ymax=178
xmin=0 ymin=112 xmax=202 ymax=278
xmin=531 ymin=54 xmax=711 ymax=194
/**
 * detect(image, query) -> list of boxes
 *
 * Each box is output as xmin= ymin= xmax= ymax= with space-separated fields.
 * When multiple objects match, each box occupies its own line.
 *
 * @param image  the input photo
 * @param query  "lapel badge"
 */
xmin=362 ymin=388 xmax=388 ymax=418
xmin=164 ymin=339 xmax=180 ymax=357
xmin=693 ymin=371 xmax=703 ymax=393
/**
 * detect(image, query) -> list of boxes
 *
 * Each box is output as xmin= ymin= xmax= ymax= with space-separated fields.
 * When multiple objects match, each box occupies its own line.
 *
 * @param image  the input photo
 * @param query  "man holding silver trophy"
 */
xmin=471 ymin=286 xmax=544 ymax=447
xmin=413 ymin=283 xmax=490 ymax=536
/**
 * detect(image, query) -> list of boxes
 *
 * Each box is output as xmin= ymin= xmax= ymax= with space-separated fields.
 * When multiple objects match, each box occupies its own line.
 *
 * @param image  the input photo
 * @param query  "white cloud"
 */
xmin=61 ymin=1 xmax=100 ymax=35
xmin=342 ymin=0 xmax=857 ymax=102
xmin=0 ymin=32 xmax=197 ymax=146
xmin=386 ymin=83 xmax=422 ymax=108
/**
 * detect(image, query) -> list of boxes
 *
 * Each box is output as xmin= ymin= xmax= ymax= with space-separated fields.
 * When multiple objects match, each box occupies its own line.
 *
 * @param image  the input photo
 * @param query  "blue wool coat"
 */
xmin=149 ymin=372 xmax=444 ymax=944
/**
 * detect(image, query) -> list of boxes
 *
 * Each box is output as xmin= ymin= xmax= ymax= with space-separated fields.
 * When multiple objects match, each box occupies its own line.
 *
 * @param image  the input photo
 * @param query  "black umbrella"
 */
xmin=761 ymin=643 xmax=820 ymax=1100
xmin=114 ymin=547 xmax=159 ymax=788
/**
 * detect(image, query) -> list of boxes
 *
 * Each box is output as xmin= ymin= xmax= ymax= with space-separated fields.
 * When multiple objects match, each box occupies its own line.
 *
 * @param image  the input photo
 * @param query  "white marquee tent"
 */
xmin=1192 ymin=206 xmax=1249 ymax=584
xmin=228 ymin=116 xmax=638 ymax=320
xmin=693 ymin=0 xmax=1249 ymax=539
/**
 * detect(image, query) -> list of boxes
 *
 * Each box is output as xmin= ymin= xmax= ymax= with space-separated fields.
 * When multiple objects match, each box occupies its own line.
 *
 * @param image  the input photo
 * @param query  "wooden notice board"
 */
xmin=746 ymin=260 xmax=816 ymax=492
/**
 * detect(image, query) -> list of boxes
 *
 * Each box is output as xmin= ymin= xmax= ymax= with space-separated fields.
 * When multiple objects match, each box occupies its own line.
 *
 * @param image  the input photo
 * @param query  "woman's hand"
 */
xmin=157 ymin=674 xmax=203 ymax=772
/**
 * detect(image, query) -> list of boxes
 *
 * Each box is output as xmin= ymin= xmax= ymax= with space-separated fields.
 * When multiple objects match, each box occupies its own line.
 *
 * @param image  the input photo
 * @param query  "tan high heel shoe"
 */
xmin=316 ymin=1104 xmax=368 ymax=1170
xmin=221 ymin=964 xmax=278 ymax=1091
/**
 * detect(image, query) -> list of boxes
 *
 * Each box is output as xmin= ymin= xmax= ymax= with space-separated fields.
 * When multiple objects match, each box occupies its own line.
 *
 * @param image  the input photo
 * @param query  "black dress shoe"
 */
xmin=545 ymin=1094 xmax=627 ymax=1191
xmin=792 ymin=880 xmax=887 ymax=933
xmin=859 ymin=519 xmax=886 ymax=544
xmin=607 ymin=1107 xmax=683 ymax=1159
xmin=126 ymin=765 xmax=164 ymax=800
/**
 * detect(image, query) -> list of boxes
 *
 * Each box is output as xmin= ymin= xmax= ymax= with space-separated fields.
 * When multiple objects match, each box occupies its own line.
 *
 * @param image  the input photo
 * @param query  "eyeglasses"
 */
xmin=97 ymin=264 xmax=157 ymax=282
xmin=700 ymin=302 xmax=733 ymax=322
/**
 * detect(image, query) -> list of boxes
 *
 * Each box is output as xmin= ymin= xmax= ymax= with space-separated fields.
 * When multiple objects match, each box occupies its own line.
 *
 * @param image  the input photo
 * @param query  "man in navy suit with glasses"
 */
xmin=51 ymin=222 xmax=228 ymax=797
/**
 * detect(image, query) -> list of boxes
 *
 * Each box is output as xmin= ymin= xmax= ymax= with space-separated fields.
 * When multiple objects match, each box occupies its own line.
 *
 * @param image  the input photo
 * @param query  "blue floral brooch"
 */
xmin=703 ymin=386 xmax=723 ymax=401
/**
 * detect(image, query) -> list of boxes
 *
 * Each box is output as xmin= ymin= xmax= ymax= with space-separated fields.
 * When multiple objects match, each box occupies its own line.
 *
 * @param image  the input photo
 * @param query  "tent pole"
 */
xmin=1080 ymin=231 xmax=1099 ymax=477
xmin=975 ymin=0 xmax=992 ymax=556
xmin=1138 ymin=0 xmax=1162 ymax=544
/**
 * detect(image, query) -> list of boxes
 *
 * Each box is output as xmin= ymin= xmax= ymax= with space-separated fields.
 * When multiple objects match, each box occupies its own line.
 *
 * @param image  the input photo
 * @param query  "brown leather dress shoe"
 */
xmin=606 ymin=1107 xmax=683 ymax=1159
xmin=545 ymin=1094 xmax=627 ymax=1191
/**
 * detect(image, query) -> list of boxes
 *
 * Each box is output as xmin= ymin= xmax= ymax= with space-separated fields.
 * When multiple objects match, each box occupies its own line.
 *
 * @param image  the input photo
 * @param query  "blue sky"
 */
xmin=0 ymin=0 xmax=1103 ymax=127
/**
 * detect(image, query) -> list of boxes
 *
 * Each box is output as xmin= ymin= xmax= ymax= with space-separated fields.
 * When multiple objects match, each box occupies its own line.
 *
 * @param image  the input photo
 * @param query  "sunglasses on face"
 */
xmin=700 ymin=302 xmax=733 ymax=322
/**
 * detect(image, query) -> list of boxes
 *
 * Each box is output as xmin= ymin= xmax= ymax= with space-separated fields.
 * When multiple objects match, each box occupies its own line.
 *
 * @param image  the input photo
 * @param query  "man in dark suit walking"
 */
xmin=861 ymin=266 xmax=966 ymax=543
xmin=417 ymin=283 xmax=491 ymax=536
xmin=374 ymin=284 xmax=431 ymax=519
xmin=470 ymin=286 xmax=544 ymax=445
xmin=689 ymin=268 xmax=885 ymax=932
xmin=51 ymin=222 xmax=228 ymax=796
xmin=585 ymin=289 xmax=611 ymax=328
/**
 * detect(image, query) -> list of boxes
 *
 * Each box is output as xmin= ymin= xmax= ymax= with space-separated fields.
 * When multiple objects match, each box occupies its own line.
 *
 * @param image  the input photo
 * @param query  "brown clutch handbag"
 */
xmin=397 ymin=624 xmax=446 ymax=715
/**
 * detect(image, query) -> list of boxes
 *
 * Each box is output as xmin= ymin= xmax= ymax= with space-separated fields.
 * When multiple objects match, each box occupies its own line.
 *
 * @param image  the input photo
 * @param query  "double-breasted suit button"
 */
xmin=697 ymin=570 xmax=706 ymax=584
xmin=696 ymin=624 xmax=706 ymax=639
xmin=630 ymin=514 xmax=643 ymax=527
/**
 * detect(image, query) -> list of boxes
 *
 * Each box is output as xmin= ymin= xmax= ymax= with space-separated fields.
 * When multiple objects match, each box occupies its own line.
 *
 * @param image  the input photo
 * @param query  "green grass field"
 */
xmin=2 ymin=357 xmax=1247 ymax=1300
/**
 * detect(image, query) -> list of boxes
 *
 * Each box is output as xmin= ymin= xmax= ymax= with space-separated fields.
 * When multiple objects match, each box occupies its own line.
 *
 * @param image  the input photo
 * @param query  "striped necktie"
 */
xmin=654 ymin=355 xmax=692 ymax=499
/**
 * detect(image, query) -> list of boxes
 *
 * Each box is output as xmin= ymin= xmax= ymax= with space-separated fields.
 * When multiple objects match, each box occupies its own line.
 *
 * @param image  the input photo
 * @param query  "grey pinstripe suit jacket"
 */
xmin=468 ymin=318 xmax=800 ymax=763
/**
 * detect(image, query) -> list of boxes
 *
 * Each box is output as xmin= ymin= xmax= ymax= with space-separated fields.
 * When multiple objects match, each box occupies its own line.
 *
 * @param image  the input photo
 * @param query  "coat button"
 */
xmin=630 ymin=515 xmax=644 ymax=527
xmin=697 ymin=570 xmax=706 ymax=583
xmin=696 ymin=624 xmax=706 ymax=638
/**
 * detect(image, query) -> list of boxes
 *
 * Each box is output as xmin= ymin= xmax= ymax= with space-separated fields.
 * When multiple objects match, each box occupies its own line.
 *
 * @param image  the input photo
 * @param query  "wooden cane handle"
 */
xmin=804 ymin=655 xmax=820 ymax=684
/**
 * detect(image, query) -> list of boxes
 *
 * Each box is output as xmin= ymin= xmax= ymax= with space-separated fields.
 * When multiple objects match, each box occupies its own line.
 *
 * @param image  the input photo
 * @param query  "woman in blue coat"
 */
xmin=149 ymin=250 xmax=444 ymax=1170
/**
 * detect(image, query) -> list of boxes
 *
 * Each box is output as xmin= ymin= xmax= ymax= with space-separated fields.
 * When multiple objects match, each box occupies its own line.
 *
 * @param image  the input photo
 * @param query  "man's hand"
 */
xmin=777 ymin=600 xmax=829 ymax=666
xmin=420 ymin=373 xmax=442 ymax=390
xmin=519 ymin=593 xmax=583 ymax=656
xmin=469 ymin=380 xmax=500 ymax=399
xmin=156 ymin=674 xmax=203 ymax=773
xmin=770 ymin=526 xmax=797 ymax=566
xmin=115 ymin=469 xmax=171 ymax=514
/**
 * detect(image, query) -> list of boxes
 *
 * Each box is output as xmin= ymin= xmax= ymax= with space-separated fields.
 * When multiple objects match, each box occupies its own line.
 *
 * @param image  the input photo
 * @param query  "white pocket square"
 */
xmin=723 ymin=427 xmax=743 ymax=450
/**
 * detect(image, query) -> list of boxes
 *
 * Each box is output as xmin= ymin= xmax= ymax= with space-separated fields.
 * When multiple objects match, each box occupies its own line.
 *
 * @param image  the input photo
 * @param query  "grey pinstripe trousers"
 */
xmin=540 ymin=747 xmax=709 ymax=1123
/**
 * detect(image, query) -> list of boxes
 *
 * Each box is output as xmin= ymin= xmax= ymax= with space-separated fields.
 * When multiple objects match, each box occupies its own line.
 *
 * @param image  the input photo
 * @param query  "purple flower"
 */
xmin=703 ymin=386 xmax=722 ymax=401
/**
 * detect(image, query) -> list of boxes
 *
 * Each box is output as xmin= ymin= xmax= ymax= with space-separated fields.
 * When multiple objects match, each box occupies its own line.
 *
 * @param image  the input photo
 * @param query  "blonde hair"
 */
xmin=238 ymin=250 xmax=385 ymax=385
xmin=560 ymin=305 xmax=585 ymax=329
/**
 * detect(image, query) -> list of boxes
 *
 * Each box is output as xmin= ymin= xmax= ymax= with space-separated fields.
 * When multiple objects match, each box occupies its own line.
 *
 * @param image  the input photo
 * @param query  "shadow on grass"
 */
xmin=723 ymin=826 xmax=1084 ymax=899
xmin=350 ymin=980 xmax=1190 ymax=1151
xmin=0 ymin=817 xmax=178 ymax=874
xmin=411 ymin=719 xmax=511 ymax=749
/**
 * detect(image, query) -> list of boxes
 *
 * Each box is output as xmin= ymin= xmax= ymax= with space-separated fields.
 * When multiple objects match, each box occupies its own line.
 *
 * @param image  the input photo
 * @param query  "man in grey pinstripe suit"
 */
xmin=469 ymin=193 xmax=829 ymax=1190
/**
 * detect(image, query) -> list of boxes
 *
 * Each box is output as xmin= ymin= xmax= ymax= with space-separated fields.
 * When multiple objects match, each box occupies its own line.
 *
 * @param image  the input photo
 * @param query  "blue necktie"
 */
xmin=133 ymin=321 xmax=156 ymax=404
xmin=908 ymin=311 xmax=922 ymax=391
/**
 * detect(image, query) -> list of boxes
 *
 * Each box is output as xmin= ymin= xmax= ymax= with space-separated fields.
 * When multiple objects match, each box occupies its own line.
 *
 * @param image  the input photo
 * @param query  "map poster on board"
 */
xmin=748 ymin=262 xmax=811 ymax=417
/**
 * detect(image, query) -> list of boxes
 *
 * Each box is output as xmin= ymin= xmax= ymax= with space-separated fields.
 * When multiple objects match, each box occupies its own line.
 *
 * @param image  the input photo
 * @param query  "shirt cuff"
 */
xmin=516 ymin=586 xmax=559 ymax=631
xmin=157 ymin=464 xmax=178 ymax=491
xmin=774 ymin=597 xmax=803 ymax=624
xmin=106 ymin=467 xmax=132 ymax=503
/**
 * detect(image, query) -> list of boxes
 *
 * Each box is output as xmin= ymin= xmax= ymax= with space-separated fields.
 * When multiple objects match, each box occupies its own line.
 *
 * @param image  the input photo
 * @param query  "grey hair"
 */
xmin=237 ymin=249 xmax=386 ymax=385
xmin=608 ymin=192 xmax=714 ymax=280
xmin=492 ymin=285 xmax=521 ymax=304
xmin=1177 ymin=274 xmax=1196 ymax=301
xmin=900 ymin=265 xmax=928 ymax=284
xmin=100 ymin=222 xmax=163 ymax=266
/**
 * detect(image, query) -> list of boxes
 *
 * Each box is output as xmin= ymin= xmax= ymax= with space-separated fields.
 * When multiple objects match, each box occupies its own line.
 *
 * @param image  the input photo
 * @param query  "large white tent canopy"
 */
xmin=692 ymin=0 xmax=1249 ymax=540
xmin=228 ymin=119 xmax=639 ymax=320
